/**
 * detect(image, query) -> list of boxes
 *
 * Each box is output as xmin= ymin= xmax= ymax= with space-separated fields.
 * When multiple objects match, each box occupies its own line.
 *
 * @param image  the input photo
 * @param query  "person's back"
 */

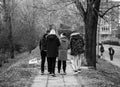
xmin=39 ymin=33 xmax=48 ymax=75
xmin=109 ymin=47 xmax=115 ymax=55
xmin=58 ymin=36 xmax=69 ymax=60
xmin=100 ymin=44 xmax=104 ymax=58
xmin=70 ymin=33 xmax=84 ymax=56
xmin=70 ymin=32 xmax=84 ymax=73
xmin=46 ymin=34 xmax=60 ymax=57
xmin=108 ymin=47 xmax=115 ymax=61
xmin=39 ymin=34 xmax=47 ymax=51
xmin=59 ymin=37 xmax=69 ymax=50
xmin=100 ymin=45 xmax=104 ymax=53
xmin=58 ymin=33 xmax=69 ymax=74
xmin=46 ymin=29 xmax=60 ymax=76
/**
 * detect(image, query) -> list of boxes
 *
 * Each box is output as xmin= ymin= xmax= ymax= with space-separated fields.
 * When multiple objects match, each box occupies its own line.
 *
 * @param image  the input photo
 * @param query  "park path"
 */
xmin=30 ymin=48 xmax=85 ymax=87
xmin=31 ymin=60 xmax=82 ymax=87
xmin=103 ymin=45 xmax=120 ymax=67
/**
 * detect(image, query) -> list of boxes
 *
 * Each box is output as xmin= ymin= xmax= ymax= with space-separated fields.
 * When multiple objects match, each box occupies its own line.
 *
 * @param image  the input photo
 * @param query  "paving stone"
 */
xmin=31 ymin=59 xmax=80 ymax=87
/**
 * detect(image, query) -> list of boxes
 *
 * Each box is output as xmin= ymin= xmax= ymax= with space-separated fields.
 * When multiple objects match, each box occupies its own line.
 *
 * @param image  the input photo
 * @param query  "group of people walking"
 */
xmin=39 ymin=26 xmax=60 ymax=77
xmin=39 ymin=25 xmax=85 ymax=77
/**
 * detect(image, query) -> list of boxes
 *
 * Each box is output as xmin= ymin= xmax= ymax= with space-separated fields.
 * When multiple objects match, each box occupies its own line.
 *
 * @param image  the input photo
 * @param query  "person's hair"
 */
xmin=49 ymin=24 xmax=54 ymax=30
xmin=43 ymin=33 xmax=47 ymax=38
xmin=62 ymin=33 xmax=66 ymax=36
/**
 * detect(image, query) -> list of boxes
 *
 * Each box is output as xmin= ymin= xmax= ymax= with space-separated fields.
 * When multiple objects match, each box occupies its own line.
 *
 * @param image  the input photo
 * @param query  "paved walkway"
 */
xmin=31 ymin=60 xmax=82 ymax=87
xmin=104 ymin=45 xmax=120 ymax=67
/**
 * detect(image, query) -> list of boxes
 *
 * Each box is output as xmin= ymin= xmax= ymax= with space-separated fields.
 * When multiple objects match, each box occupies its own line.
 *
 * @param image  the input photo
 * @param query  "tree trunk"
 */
xmin=84 ymin=15 xmax=97 ymax=68
xmin=3 ymin=0 xmax=14 ymax=59
xmin=8 ymin=16 xmax=14 ymax=59
xmin=84 ymin=0 xmax=101 ymax=68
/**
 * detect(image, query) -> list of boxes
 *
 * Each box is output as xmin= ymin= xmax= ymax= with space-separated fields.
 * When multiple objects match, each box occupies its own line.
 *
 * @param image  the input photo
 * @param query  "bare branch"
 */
xmin=33 ymin=1 xmax=74 ymax=12
xmin=74 ymin=0 xmax=86 ymax=19
xmin=100 ymin=5 xmax=120 ymax=17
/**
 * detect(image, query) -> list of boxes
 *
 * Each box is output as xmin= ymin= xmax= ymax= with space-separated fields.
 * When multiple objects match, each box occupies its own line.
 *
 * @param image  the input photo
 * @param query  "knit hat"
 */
xmin=70 ymin=32 xmax=80 ymax=36
xmin=49 ymin=29 xmax=56 ymax=35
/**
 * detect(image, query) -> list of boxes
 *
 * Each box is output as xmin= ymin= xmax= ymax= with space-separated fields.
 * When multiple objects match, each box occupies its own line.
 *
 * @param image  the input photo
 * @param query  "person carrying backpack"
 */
xmin=100 ymin=44 xmax=105 ymax=58
xmin=58 ymin=33 xmax=69 ymax=75
xmin=108 ymin=47 xmax=115 ymax=61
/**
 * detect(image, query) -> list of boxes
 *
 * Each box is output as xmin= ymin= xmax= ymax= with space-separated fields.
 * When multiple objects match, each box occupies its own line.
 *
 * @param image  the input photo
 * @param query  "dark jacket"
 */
xmin=100 ymin=45 xmax=104 ymax=53
xmin=108 ymin=47 xmax=115 ymax=55
xmin=39 ymin=34 xmax=48 ymax=51
xmin=46 ymin=34 xmax=60 ymax=57
xmin=58 ymin=36 xmax=69 ymax=61
xmin=70 ymin=34 xmax=84 ymax=56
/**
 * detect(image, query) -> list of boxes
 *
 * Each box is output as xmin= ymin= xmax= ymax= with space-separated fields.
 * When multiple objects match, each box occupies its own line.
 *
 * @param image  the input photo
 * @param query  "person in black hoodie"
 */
xmin=39 ymin=30 xmax=50 ymax=75
xmin=108 ymin=47 xmax=115 ymax=61
xmin=46 ymin=29 xmax=60 ymax=77
xmin=100 ymin=44 xmax=105 ymax=58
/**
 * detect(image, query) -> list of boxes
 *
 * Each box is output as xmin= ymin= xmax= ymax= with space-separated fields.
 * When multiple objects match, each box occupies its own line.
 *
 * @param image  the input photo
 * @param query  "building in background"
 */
xmin=99 ymin=0 xmax=120 ymax=42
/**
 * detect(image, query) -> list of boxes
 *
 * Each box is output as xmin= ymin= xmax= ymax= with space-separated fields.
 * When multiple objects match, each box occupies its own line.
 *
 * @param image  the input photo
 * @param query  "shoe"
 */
xmin=63 ymin=72 xmax=66 ymax=75
xmin=58 ymin=71 xmax=60 ymax=74
xmin=41 ymin=72 xmax=44 ymax=75
xmin=48 ymin=72 xmax=52 ymax=75
xmin=73 ymin=72 xmax=78 ymax=75
xmin=52 ymin=74 xmax=56 ymax=77
xmin=78 ymin=69 xmax=81 ymax=71
xmin=77 ymin=70 xmax=81 ymax=73
xmin=74 ymin=70 xmax=78 ymax=72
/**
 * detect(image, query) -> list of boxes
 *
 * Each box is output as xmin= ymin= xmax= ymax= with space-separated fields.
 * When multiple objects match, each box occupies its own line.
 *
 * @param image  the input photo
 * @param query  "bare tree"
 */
xmin=73 ymin=0 xmax=120 ymax=68
xmin=2 ymin=0 xmax=15 ymax=58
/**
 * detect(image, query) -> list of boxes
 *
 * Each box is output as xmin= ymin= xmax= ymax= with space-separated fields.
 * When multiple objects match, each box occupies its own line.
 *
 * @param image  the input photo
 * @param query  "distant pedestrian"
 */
xmin=70 ymin=32 xmax=84 ymax=73
xmin=108 ymin=47 xmax=115 ymax=61
xmin=46 ymin=28 xmax=60 ymax=77
xmin=100 ymin=44 xmax=105 ymax=58
xmin=39 ymin=30 xmax=50 ymax=75
xmin=58 ymin=33 xmax=69 ymax=75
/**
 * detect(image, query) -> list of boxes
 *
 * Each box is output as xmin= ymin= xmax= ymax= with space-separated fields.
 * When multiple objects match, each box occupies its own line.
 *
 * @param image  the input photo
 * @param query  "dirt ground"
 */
xmin=0 ymin=52 xmax=39 ymax=87
xmin=0 ymin=48 xmax=120 ymax=87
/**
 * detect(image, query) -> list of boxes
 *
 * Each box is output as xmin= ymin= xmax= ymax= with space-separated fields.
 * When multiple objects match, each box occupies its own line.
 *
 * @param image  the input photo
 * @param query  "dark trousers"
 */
xmin=47 ymin=57 xmax=56 ymax=74
xmin=110 ymin=55 xmax=113 ymax=61
xmin=41 ymin=50 xmax=47 ymax=73
xmin=58 ymin=60 xmax=66 ymax=73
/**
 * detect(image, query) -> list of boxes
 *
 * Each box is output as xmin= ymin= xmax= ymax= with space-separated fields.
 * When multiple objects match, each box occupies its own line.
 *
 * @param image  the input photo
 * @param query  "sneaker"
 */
xmin=41 ymin=72 xmax=44 ymax=75
xmin=77 ymin=70 xmax=81 ymax=73
xmin=78 ymin=69 xmax=81 ymax=71
xmin=48 ymin=72 xmax=52 ymax=75
xmin=58 ymin=71 xmax=60 ymax=74
xmin=74 ymin=70 xmax=78 ymax=72
xmin=52 ymin=74 xmax=56 ymax=77
xmin=73 ymin=71 xmax=79 ymax=75
xmin=63 ymin=72 xmax=66 ymax=75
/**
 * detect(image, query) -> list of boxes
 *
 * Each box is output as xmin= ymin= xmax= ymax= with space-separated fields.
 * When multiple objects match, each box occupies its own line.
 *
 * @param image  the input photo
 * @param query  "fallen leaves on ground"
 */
xmin=0 ymin=53 xmax=39 ymax=87
xmin=78 ymin=59 xmax=120 ymax=87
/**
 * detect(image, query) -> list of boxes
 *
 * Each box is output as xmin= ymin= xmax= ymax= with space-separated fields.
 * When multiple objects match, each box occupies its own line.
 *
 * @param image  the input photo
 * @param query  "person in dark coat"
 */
xmin=58 ymin=33 xmax=69 ymax=75
xmin=39 ymin=30 xmax=50 ymax=75
xmin=70 ymin=32 xmax=84 ymax=73
xmin=108 ymin=47 xmax=115 ymax=61
xmin=100 ymin=44 xmax=105 ymax=58
xmin=46 ymin=29 xmax=60 ymax=77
